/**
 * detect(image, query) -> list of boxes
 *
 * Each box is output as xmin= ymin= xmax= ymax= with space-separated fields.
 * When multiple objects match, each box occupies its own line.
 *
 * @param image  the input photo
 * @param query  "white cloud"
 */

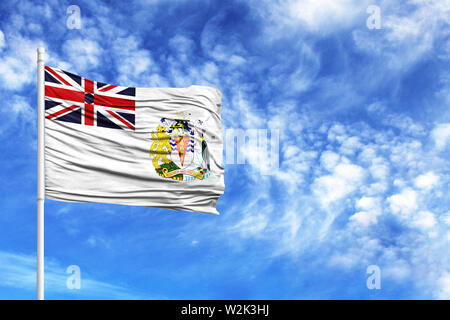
xmin=327 ymin=124 xmax=347 ymax=142
xmin=63 ymin=38 xmax=103 ymax=72
xmin=431 ymin=123 xmax=450 ymax=151
xmin=228 ymin=214 xmax=268 ymax=237
xmin=356 ymin=196 xmax=377 ymax=211
xmin=169 ymin=35 xmax=195 ymax=63
xmin=358 ymin=145 xmax=377 ymax=163
xmin=0 ymin=251 xmax=145 ymax=299
xmin=339 ymin=136 xmax=362 ymax=156
xmin=412 ymin=211 xmax=437 ymax=230
xmin=0 ymin=95 xmax=35 ymax=136
xmin=85 ymin=235 xmax=111 ymax=248
xmin=320 ymin=150 xmax=340 ymax=171
xmin=201 ymin=62 xmax=219 ymax=83
xmin=383 ymin=259 xmax=412 ymax=281
xmin=113 ymin=36 xmax=155 ymax=82
xmin=367 ymin=103 xmax=426 ymax=136
xmin=436 ymin=272 xmax=450 ymax=299
xmin=200 ymin=11 xmax=247 ymax=62
xmin=388 ymin=188 xmax=418 ymax=217
xmin=369 ymin=158 xmax=389 ymax=178
xmin=349 ymin=211 xmax=377 ymax=227
xmin=256 ymin=0 xmax=371 ymax=36
xmin=442 ymin=212 xmax=450 ymax=226
xmin=289 ymin=0 xmax=370 ymax=31
xmin=313 ymin=162 xmax=365 ymax=207
xmin=389 ymin=140 xmax=422 ymax=169
xmin=414 ymin=172 xmax=440 ymax=190
xmin=0 ymin=35 xmax=45 ymax=90
xmin=352 ymin=0 xmax=449 ymax=70
xmin=350 ymin=196 xmax=381 ymax=227
xmin=11 ymin=96 xmax=34 ymax=120
xmin=0 ymin=30 xmax=4 ymax=50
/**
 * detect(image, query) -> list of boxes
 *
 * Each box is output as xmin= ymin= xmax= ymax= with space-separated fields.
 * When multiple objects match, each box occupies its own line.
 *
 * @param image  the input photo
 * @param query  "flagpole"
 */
xmin=36 ymin=47 xmax=45 ymax=300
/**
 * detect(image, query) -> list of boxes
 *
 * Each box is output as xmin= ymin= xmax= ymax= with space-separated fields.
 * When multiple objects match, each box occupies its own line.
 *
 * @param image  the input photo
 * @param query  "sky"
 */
xmin=0 ymin=0 xmax=449 ymax=300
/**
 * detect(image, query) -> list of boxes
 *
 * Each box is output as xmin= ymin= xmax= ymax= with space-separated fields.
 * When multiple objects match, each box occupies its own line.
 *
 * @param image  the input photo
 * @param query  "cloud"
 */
xmin=350 ymin=196 xmax=381 ymax=227
xmin=62 ymin=38 xmax=103 ymax=72
xmin=352 ymin=0 xmax=450 ymax=70
xmin=313 ymin=162 xmax=365 ymax=207
xmin=411 ymin=211 xmax=437 ymax=230
xmin=112 ymin=35 xmax=156 ymax=85
xmin=0 ymin=250 xmax=145 ymax=299
xmin=0 ymin=35 xmax=44 ymax=90
xmin=388 ymin=188 xmax=418 ymax=217
xmin=367 ymin=103 xmax=426 ymax=137
xmin=0 ymin=95 xmax=35 ymax=137
xmin=169 ymin=35 xmax=195 ymax=63
xmin=11 ymin=95 xmax=34 ymax=121
xmin=349 ymin=211 xmax=377 ymax=227
xmin=228 ymin=213 xmax=268 ymax=237
xmin=437 ymin=272 xmax=450 ymax=299
xmin=0 ymin=30 xmax=4 ymax=50
xmin=289 ymin=0 xmax=370 ymax=31
xmin=252 ymin=0 xmax=371 ymax=37
xmin=85 ymin=235 xmax=111 ymax=248
xmin=320 ymin=150 xmax=340 ymax=171
xmin=431 ymin=123 xmax=450 ymax=151
xmin=414 ymin=172 xmax=440 ymax=190
xmin=442 ymin=212 xmax=450 ymax=226
xmin=224 ymin=108 xmax=449 ymax=296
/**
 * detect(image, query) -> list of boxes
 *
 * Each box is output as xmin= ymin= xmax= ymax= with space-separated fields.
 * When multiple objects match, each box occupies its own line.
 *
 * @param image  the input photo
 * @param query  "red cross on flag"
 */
xmin=44 ymin=66 xmax=136 ymax=130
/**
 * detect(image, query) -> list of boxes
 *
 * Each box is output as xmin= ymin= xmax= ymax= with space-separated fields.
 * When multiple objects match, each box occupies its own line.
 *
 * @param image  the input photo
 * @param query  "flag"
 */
xmin=44 ymin=66 xmax=224 ymax=214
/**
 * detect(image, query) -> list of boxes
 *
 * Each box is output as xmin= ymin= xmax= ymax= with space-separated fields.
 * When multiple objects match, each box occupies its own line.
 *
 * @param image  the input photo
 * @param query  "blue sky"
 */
xmin=0 ymin=0 xmax=449 ymax=299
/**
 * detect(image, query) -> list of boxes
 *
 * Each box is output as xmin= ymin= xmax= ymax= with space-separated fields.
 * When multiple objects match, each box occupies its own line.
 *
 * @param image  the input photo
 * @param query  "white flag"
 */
xmin=44 ymin=66 xmax=224 ymax=214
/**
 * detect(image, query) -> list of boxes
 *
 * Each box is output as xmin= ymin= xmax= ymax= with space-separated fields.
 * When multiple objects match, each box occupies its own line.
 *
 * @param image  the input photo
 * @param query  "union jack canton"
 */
xmin=44 ymin=66 xmax=136 ymax=130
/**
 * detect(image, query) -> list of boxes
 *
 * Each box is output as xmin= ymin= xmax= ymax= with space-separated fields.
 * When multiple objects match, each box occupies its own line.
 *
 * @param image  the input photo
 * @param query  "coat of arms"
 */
xmin=149 ymin=115 xmax=211 ymax=181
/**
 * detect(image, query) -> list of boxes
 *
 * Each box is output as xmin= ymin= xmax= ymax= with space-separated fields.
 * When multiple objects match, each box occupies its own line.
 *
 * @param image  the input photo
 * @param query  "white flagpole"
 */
xmin=36 ymin=47 xmax=45 ymax=300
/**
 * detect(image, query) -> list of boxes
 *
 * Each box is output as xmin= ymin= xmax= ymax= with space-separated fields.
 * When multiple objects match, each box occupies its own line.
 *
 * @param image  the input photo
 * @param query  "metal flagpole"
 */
xmin=36 ymin=47 xmax=45 ymax=300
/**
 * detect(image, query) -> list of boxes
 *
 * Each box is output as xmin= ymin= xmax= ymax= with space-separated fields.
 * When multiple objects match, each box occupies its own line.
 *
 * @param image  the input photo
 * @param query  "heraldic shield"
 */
xmin=149 ymin=117 xmax=211 ymax=181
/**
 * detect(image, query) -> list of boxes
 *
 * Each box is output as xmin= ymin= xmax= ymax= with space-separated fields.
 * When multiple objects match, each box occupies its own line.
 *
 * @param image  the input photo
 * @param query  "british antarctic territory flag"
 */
xmin=44 ymin=66 xmax=224 ymax=214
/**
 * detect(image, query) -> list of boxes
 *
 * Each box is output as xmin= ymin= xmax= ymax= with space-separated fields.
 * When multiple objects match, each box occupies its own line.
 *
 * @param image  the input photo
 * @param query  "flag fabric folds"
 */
xmin=44 ymin=66 xmax=224 ymax=214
